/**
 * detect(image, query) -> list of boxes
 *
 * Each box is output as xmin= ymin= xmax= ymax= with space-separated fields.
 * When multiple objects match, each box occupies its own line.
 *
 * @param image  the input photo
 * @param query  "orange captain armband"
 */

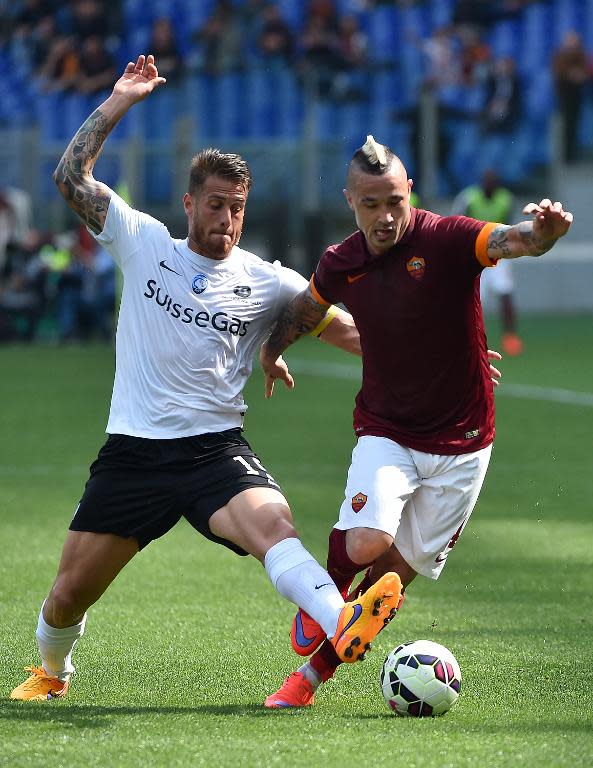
xmin=308 ymin=275 xmax=335 ymax=338
xmin=309 ymin=275 xmax=331 ymax=306
xmin=475 ymin=222 xmax=499 ymax=267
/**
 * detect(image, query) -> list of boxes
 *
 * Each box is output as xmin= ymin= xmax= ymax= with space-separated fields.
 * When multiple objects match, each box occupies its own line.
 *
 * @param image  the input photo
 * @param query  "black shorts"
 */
xmin=70 ymin=429 xmax=282 ymax=555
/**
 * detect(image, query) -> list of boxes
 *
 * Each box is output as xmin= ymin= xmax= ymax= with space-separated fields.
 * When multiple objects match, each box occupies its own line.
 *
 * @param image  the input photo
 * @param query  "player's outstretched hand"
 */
xmin=112 ymin=54 xmax=166 ymax=104
xmin=523 ymin=199 xmax=573 ymax=242
xmin=488 ymin=348 xmax=502 ymax=387
xmin=260 ymin=351 xmax=295 ymax=398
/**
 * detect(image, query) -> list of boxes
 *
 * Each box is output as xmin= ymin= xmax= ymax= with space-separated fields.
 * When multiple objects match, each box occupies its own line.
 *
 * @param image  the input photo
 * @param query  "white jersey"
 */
xmin=93 ymin=192 xmax=308 ymax=438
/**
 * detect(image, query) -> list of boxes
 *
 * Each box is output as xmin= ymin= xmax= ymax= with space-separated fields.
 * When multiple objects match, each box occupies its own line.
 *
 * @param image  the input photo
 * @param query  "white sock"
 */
xmin=36 ymin=602 xmax=87 ymax=680
xmin=298 ymin=661 xmax=322 ymax=690
xmin=264 ymin=537 xmax=344 ymax=638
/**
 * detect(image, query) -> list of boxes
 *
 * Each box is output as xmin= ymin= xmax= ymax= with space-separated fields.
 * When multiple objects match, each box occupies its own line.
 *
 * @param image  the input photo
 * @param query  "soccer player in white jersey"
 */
xmin=9 ymin=56 xmax=403 ymax=702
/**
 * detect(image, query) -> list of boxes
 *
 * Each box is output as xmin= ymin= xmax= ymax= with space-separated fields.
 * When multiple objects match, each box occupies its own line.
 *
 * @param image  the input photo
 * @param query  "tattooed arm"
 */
xmin=260 ymin=285 xmax=332 ymax=398
xmin=53 ymin=54 xmax=166 ymax=234
xmin=487 ymin=198 xmax=573 ymax=261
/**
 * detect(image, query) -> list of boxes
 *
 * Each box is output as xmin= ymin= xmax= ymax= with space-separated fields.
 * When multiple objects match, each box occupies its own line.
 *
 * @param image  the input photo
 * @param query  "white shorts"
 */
xmin=334 ymin=436 xmax=492 ymax=580
xmin=481 ymin=258 xmax=514 ymax=297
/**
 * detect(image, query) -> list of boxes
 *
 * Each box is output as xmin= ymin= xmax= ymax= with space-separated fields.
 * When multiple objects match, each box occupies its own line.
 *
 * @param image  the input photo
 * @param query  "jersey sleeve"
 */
xmin=90 ymin=192 xmax=157 ymax=268
xmin=275 ymin=263 xmax=309 ymax=305
xmin=311 ymin=247 xmax=340 ymax=305
xmin=436 ymin=216 xmax=498 ymax=272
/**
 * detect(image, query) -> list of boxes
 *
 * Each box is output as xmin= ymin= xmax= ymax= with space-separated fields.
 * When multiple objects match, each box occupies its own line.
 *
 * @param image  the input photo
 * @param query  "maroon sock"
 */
xmin=327 ymin=528 xmax=370 ymax=597
xmin=310 ymin=640 xmax=341 ymax=682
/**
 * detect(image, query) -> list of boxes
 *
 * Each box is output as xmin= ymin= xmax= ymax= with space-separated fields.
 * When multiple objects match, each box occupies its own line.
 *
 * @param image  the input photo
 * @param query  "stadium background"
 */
xmin=0 ymin=4 xmax=592 ymax=767
xmin=0 ymin=0 xmax=592 ymax=335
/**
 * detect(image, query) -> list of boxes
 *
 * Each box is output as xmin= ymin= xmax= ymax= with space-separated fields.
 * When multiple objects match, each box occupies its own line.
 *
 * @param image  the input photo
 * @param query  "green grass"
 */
xmin=1 ymin=314 xmax=592 ymax=768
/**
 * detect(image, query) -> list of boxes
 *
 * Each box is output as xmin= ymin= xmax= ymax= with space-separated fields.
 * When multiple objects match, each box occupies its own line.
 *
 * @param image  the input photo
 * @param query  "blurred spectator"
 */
xmin=148 ymin=17 xmax=183 ymax=84
xmin=454 ymin=0 xmax=536 ymax=28
xmin=480 ymin=56 xmax=520 ymax=135
xmin=332 ymin=14 xmax=368 ymax=100
xmin=63 ymin=0 xmax=114 ymax=43
xmin=553 ymin=30 xmax=591 ymax=164
xmin=76 ymin=35 xmax=117 ymax=95
xmin=452 ymin=169 xmax=523 ymax=356
xmin=191 ymin=0 xmax=244 ymax=75
xmin=308 ymin=0 xmax=339 ymax=28
xmin=38 ymin=35 xmax=80 ymax=92
xmin=78 ymin=244 xmax=116 ymax=341
xmin=418 ymin=25 xmax=462 ymax=89
xmin=0 ymin=186 xmax=33 ymax=280
xmin=0 ymin=230 xmax=53 ymax=342
xmin=298 ymin=11 xmax=340 ymax=98
xmin=458 ymin=25 xmax=490 ymax=85
xmin=28 ymin=13 xmax=60 ymax=69
xmin=0 ymin=191 xmax=15 ymax=275
xmin=257 ymin=4 xmax=294 ymax=66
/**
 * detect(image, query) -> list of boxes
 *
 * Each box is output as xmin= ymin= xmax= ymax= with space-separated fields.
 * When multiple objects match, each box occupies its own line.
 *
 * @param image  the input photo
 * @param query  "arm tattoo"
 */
xmin=265 ymin=290 xmax=328 ymax=358
xmin=487 ymin=225 xmax=513 ymax=259
xmin=488 ymin=222 xmax=558 ymax=260
xmin=53 ymin=109 xmax=113 ymax=234
xmin=516 ymin=221 xmax=556 ymax=256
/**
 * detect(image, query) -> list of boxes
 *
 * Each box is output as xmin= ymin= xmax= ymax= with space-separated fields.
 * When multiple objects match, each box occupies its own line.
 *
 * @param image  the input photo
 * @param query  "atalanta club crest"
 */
xmin=351 ymin=492 xmax=367 ymax=513
xmin=406 ymin=255 xmax=426 ymax=281
xmin=192 ymin=273 xmax=208 ymax=294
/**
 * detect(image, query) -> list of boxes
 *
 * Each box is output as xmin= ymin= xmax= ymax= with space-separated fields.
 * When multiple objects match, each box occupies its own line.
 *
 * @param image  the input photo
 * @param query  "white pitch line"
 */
xmin=287 ymin=359 xmax=593 ymax=408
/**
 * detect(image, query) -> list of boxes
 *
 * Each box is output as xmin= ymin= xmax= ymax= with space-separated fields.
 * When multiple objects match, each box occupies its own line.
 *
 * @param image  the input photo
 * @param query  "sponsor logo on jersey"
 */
xmin=406 ymin=255 xmax=426 ymax=281
xmin=464 ymin=428 xmax=479 ymax=439
xmin=351 ymin=492 xmax=367 ymax=513
xmin=233 ymin=285 xmax=251 ymax=298
xmin=143 ymin=279 xmax=250 ymax=337
xmin=192 ymin=273 xmax=208 ymax=294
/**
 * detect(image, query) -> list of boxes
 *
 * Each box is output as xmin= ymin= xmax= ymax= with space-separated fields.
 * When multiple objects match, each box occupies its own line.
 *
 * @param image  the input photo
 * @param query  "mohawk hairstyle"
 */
xmin=351 ymin=135 xmax=395 ymax=174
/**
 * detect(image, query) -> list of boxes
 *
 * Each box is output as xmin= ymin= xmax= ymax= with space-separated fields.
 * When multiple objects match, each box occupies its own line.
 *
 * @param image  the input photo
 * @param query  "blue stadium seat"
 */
xmin=213 ymin=73 xmax=245 ymax=140
xmin=244 ymin=69 xmax=276 ymax=139
xmin=142 ymin=86 xmax=177 ymax=140
xmin=488 ymin=19 xmax=522 ymax=60
xmin=274 ymin=67 xmax=303 ymax=139
xmin=366 ymin=5 xmax=399 ymax=65
xmin=186 ymin=73 xmax=217 ymax=141
xmin=520 ymin=2 xmax=551 ymax=76
xmin=430 ymin=0 xmax=455 ymax=29
xmin=36 ymin=92 xmax=65 ymax=142
xmin=277 ymin=0 xmax=304 ymax=30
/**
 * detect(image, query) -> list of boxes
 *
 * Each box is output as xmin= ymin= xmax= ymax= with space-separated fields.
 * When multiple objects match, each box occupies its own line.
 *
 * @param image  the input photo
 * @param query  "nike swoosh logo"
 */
xmin=159 ymin=260 xmax=182 ymax=276
xmin=435 ymin=553 xmax=448 ymax=563
xmin=314 ymin=583 xmax=332 ymax=590
xmin=347 ymin=272 xmax=368 ymax=284
xmin=294 ymin=610 xmax=318 ymax=648
xmin=335 ymin=603 xmax=363 ymax=642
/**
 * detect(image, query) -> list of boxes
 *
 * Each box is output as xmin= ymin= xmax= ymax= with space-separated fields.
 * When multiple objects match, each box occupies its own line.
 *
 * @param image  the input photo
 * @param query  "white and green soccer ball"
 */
xmin=381 ymin=639 xmax=462 ymax=717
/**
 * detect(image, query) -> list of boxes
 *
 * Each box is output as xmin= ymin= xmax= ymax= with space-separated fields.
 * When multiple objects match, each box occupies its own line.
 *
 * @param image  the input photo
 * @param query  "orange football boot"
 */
xmin=10 ymin=666 xmax=70 ymax=701
xmin=331 ymin=572 xmax=402 ymax=663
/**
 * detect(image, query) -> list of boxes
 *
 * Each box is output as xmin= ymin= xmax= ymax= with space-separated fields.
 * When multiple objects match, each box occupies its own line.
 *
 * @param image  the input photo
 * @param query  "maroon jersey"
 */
xmin=311 ymin=208 xmax=498 ymax=455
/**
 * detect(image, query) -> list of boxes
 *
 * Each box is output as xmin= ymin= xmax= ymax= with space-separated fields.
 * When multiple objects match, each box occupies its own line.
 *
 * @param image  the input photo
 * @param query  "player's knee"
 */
xmin=47 ymin=580 xmax=88 ymax=627
xmin=268 ymin=512 xmax=297 ymax=544
xmin=346 ymin=527 xmax=393 ymax=565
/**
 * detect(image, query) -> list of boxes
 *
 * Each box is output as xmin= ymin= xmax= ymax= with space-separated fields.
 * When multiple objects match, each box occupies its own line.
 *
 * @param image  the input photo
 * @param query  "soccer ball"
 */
xmin=380 ymin=640 xmax=461 ymax=717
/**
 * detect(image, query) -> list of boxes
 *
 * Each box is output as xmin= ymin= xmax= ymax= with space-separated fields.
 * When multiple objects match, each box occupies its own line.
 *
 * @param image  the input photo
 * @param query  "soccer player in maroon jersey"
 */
xmin=260 ymin=136 xmax=573 ymax=708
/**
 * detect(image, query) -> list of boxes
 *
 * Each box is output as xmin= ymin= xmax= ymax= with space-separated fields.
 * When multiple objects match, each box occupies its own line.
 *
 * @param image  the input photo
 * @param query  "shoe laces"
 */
xmin=23 ymin=665 xmax=49 ymax=679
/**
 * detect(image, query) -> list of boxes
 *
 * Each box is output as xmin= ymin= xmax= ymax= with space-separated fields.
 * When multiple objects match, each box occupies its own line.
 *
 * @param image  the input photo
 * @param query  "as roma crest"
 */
xmin=406 ymin=255 xmax=426 ymax=281
xmin=351 ymin=492 xmax=367 ymax=513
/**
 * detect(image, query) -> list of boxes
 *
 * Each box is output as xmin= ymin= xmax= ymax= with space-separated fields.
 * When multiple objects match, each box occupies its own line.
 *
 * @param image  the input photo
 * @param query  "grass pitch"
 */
xmin=1 ymin=314 xmax=592 ymax=768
